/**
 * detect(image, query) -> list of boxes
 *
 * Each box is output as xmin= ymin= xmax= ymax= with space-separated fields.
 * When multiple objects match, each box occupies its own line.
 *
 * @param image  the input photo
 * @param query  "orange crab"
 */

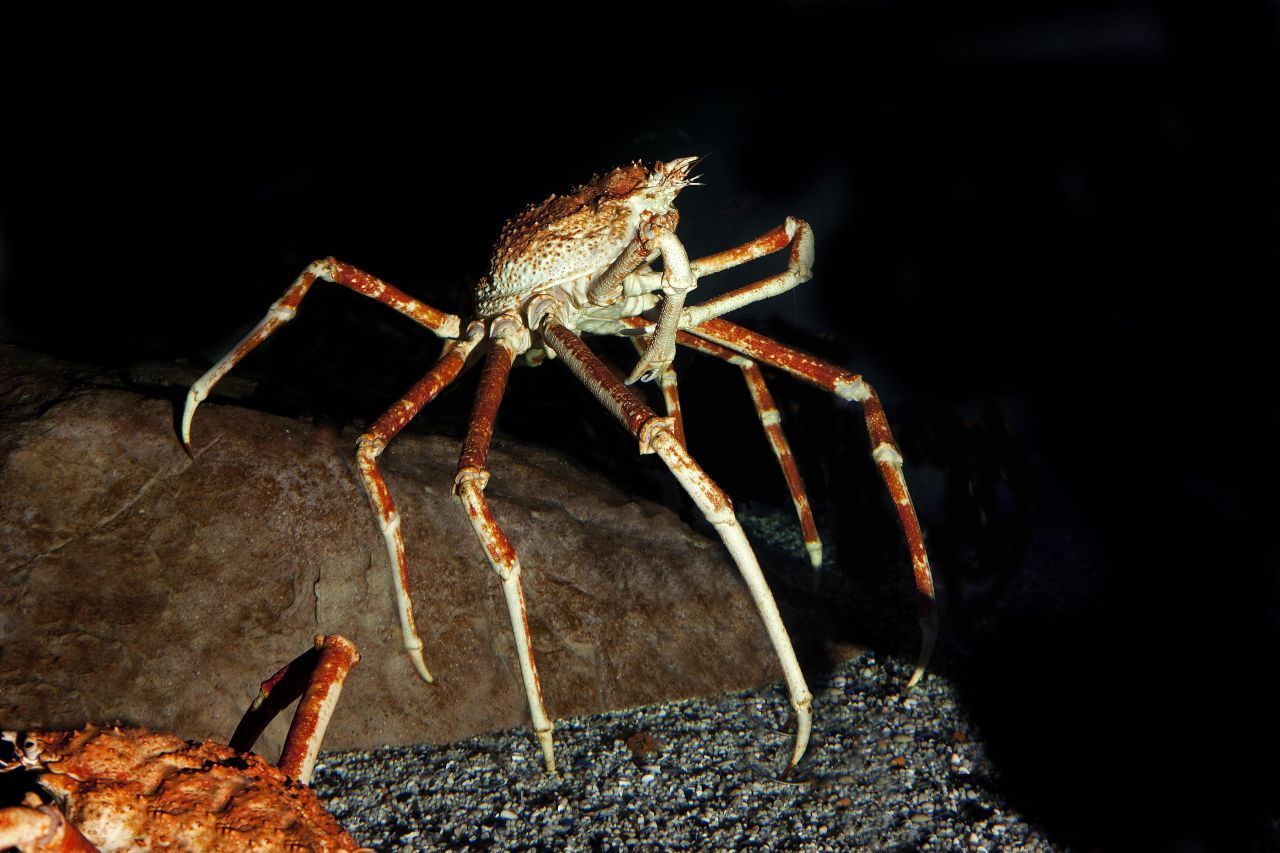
xmin=0 ymin=636 xmax=366 ymax=852
xmin=182 ymin=157 xmax=939 ymax=775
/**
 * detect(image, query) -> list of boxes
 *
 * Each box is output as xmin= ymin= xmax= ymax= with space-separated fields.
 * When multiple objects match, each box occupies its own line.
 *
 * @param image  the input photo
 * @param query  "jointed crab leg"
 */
xmin=629 ymin=336 xmax=686 ymax=447
xmin=686 ymin=318 xmax=939 ymax=687
xmin=454 ymin=323 xmax=556 ymax=772
xmin=181 ymin=258 xmax=462 ymax=449
xmin=540 ymin=315 xmax=813 ymax=774
xmin=680 ymin=217 xmax=813 ymax=327
xmin=0 ymin=802 xmax=98 ymax=852
xmin=671 ymin=331 xmax=823 ymax=569
xmin=355 ymin=328 xmax=485 ymax=683
xmin=629 ymin=217 xmax=814 ymax=330
xmin=626 ymin=214 xmax=695 ymax=385
xmin=228 ymin=635 xmax=360 ymax=784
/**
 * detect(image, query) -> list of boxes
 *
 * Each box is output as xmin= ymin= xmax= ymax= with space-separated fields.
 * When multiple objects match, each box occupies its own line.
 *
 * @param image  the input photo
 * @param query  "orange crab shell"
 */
xmin=477 ymin=158 xmax=695 ymax=316
xmin=11 ymin=724 xmax=365 ymax=852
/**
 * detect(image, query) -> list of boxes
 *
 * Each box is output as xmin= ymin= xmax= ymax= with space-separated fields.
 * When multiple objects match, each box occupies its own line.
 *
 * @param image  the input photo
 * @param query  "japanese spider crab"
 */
xmin=0 ymin=636 xmax=365 ymax=852
xmin=181 ymin=157 xmax=938 ymax=775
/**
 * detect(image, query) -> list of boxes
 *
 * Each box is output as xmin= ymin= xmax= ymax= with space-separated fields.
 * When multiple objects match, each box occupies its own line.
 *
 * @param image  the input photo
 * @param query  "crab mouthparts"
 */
xmin=660 ymin=155 xmax=702 ymax=184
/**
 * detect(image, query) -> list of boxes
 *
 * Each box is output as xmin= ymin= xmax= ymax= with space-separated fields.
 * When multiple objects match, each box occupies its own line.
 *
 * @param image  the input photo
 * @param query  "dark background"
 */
xmin=3 ymin=2 xmax=1278 ymax=848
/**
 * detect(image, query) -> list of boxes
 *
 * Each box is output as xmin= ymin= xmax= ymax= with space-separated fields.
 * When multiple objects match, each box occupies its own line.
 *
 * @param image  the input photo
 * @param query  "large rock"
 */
xmin=0 ymin=347 xmax=794 ymax=757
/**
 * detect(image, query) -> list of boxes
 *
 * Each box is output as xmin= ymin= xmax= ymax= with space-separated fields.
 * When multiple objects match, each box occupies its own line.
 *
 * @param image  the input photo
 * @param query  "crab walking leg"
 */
xmin=541 ymin=318 xmax=813 ymax=773
xmin=629 ymin=336 xmax=686 ymax=447
xmin=687 ymin=318 xmax=939 ymax=687
xmin=625 ymin=217 xmax=815 ymax=334
xmin=453 ymin=328 xmax=556 ymax=772
xmin=672 ymin=331 xmax=822 ymax=568
xmin=182 ymin=257 xmax=462 ymax=449
xmin=622 ymin=319 xmax=822 ymax=568
xmin=228 ymin=635 xmax=360 ymax=785
xmin=355 ymin=330 xmax=485 ymax=682
xmin=626 ymin=215 xmax=695 ymax=385
xmin=0 ymin=803 xmax=98 ymax=852
xmin=679 ymin=218 xmax=814 ymax=328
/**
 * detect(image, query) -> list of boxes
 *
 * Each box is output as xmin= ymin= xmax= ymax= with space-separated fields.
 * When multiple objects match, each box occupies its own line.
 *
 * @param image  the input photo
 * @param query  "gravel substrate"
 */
xmin=311 ymin=653 xmax=1054 ymax=850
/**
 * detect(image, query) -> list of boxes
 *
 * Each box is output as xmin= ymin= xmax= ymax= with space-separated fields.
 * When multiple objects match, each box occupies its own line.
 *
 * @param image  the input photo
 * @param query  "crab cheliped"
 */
xmin=181 ymin=157 xmax=938 ymax=774
xmin=0 ymin=635 xmax=364 ymax=852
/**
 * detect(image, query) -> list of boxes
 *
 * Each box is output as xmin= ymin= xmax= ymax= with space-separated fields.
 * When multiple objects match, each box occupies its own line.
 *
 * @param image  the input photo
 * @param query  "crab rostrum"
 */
xmin=182 ymin=157 xmax=938 ymax=775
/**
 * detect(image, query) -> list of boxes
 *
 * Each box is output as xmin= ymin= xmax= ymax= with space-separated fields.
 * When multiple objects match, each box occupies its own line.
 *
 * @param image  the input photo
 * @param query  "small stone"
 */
xmin=499 ymin=809 xmax=518 ymax=821
xmin=910 ymin=813 xmax=930 ymax=824
xmin=640 ymin=773 xmax=656 ymax=785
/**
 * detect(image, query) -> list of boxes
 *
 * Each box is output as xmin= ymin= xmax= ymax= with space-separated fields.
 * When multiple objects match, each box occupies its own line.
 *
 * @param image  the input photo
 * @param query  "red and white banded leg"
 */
xmin=453 ymin=320 xmax=556 ymax=772
xmin=182 ymin=258 xmax=462 ymax=449
xmin=671 ymin=331 xmax=822 ymax=569
xmin=227 ymin=634 xmax=360 ymax=784
xmin=625 ymin=217 xmax=814 ymax=331
xmin=686 ymin=318 xmax=939 ymax=687
xmin=629 ymin=336 xmax=687 ymax=447
xmin=681 ymin=217 xmax=813 ymax=327
xmin=539 ymin=314 xmax=813 ymax=775
xmin=355 ymin=327 xmax=485 ymax=683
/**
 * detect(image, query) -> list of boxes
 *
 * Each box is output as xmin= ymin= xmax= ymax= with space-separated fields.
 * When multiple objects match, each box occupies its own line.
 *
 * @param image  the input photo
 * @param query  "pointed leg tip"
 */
xmin=408 ymin=649 xmax=434 ymax=684
xmin=180 ymin=393 xmax=200 ymax=452
xmin=786 ymin=699 xmax=812 ymax=778
xmin=906 ymin=617 xmax=938 ymax=690
xmin=805 ymin=541 xmax=823 ymax=569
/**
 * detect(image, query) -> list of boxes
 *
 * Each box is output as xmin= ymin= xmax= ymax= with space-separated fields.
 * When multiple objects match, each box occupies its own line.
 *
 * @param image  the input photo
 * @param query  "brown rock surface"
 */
xmin=0 ymin=347 xmax=786 ymax=757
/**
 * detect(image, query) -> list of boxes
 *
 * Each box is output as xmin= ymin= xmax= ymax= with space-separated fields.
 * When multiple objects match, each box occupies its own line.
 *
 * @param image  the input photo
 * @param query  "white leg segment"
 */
xmin=644 ymin=423 xmax=813 ymax=773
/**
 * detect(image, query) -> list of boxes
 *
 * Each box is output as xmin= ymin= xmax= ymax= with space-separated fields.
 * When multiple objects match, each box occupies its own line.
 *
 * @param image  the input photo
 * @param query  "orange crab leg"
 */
xmin=540 ymin=315 xmax=813 ymax=776
xmin=629 ymin=336 xmax=686 ymax=447
xmin=0 ymin=804 xmax=98 ymax=853
xmin=182 ymin=257 xmax=462 ymax=450
xmin=228 ymin=635 xmax=360 ymax=784
xmin=679 ymin=217 xmax=814 ymax=328
xmin=453 ymin=323 xmax=556 ymax=772
xmin=684 ymin=317 xmax=939 ymax=687
xmin=355 ymin=326 xmax=485 ymax=683
xmin=668 ymin=331 xmax=823 ymax=569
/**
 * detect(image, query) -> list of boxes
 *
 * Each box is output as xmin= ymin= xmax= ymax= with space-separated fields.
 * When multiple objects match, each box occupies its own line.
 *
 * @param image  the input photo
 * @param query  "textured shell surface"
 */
xmin=8 ymin=724 xmax=362 ymax=852
xmin=475 ymin=159 xmax=695 ymax=316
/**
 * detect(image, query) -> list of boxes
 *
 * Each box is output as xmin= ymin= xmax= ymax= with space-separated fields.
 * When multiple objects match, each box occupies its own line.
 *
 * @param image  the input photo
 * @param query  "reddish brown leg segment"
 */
xmin=672 ymin=331 xmax=823 ymax=569
xmin=453 ymin=328 xmax=556 ymax=772
xmin=355 ymin=332 xmax=484 ymax=683
xmin=182 ymin=257 xmax=461 ymax=449
xmin=678 ymin=217 xmax=814 ymax=328
xmin=228 ymin=635 xmax=360 ymax=785
xmin=630 ymin=336 xmax=686 ymax=447
xmin=686 ymin=318 xmax=939 ymax=686
xmin=541 ymin=318 xmax=814 ymax=774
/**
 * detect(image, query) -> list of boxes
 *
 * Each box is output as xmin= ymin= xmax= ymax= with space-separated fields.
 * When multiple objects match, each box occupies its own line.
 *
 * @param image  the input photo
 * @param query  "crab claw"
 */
xmin=626 ymin=334 xmax=677 ymax=385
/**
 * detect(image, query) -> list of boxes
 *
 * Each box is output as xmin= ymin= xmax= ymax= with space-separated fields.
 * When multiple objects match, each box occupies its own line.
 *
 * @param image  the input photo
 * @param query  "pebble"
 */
xmin=310 ymin=614 xmax=1057 ymax=849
